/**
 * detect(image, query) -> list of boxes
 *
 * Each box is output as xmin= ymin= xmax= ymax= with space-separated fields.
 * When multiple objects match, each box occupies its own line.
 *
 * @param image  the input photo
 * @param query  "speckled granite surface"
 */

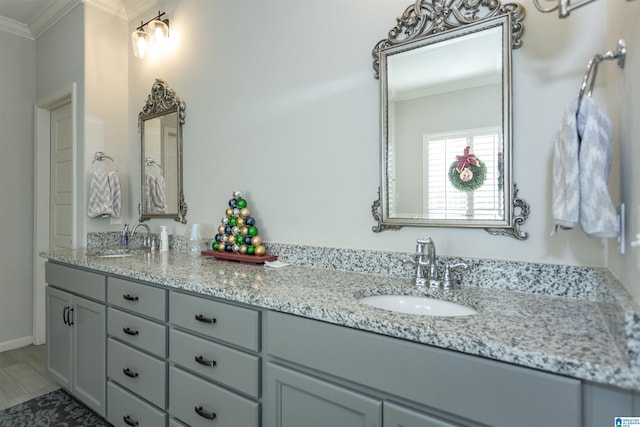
xmin=46 ymin=240 xmax=640 ymax=391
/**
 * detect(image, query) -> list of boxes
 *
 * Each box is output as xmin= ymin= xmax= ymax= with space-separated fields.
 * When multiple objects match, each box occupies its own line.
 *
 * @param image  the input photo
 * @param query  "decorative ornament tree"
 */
xmin=211 ymin=190 xmax=267 ymax=257
xmin=448 ymin=146 xmax=487 ymax=192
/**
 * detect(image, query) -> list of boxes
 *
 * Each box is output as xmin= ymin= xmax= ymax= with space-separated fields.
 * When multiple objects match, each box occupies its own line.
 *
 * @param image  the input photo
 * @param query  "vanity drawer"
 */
xmin=108 ymin=338 xmax=167 ymax=409
xmin=108 ymin=307 xmax=167 ymax=357
xmin=108 ymin=277 xmax=166 ymax=321
xmin=169 ymin=328 xmax=260 ymax=398
xmin=45 ymin=262 xmax=105 ymax=301
xmin=107 ymin=381 xmax=167 ymax=427
xmin=169 ymin=366 xmax=260 ymax=427
xmin=169 ymin=291 xmax=260 ymax=352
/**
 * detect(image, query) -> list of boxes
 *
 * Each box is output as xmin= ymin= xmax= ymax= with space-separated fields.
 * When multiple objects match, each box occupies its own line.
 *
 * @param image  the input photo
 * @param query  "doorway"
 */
xmin=33 ymin=84 xmax=78 ymax=345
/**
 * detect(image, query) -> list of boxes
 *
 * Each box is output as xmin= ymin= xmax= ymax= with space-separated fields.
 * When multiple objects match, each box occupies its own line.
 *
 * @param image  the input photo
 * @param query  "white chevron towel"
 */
xmin=145 ymin=174 xmax=167 ymax=214
xmin=87 ymin=171 xmax=121 ymax=219
xmin=552 ymin=98 xmax=580 ymax=232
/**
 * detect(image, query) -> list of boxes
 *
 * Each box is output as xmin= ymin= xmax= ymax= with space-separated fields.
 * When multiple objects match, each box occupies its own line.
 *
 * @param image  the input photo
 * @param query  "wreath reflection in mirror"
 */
xmin=448 ymin=146 xmax=486 ymax=192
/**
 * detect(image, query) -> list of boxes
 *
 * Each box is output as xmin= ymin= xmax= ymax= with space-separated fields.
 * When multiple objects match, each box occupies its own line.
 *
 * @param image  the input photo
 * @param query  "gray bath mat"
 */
xmin=0 ymin=389 xmax=108 ymax=426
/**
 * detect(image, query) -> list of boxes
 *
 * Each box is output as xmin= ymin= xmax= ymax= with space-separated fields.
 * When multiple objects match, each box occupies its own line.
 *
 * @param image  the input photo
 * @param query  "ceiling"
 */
xmin=0 ymin=0 xmax=153 ymax=39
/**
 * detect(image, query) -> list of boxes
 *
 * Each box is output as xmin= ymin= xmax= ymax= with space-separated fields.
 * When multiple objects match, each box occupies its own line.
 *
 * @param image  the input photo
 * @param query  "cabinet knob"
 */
xmin=195 ymin=355 xmax=217 ymax=368
xmin=123 ymin=294 xmax=139 ymax=302
xmin=195 ymin=314 xmax=217 ymax=324
xmin=123 ymin=415 xmax=139 ymax=426
xmin=123 ymin=368 xmax=139 ymax=378
xmin=195 ymin=405 xmax=217 ymax=420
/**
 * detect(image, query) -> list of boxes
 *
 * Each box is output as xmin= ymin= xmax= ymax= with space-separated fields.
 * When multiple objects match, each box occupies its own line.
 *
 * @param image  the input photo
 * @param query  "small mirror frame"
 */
xmin=138 ymin=79 xmax=188 ymax=224
xmin=371 ymin=0 xmax=529 ymax=240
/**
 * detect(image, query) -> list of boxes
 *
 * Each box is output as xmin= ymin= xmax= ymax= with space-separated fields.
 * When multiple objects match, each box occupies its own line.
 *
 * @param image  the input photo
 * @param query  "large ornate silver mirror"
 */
xmin=138 ymin=79 xmax=187 ymax=223
xmin=371 ymin=1 xmax=530 ymax=239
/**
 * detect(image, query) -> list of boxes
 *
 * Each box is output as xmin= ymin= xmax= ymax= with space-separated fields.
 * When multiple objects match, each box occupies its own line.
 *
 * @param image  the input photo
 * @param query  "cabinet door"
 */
xmin=46 ymin=286 xmax=72 ymax=389
xmin=267 ymin=362 xmax=381 ymax=427
xmin=73 ymin=295 xmax=106 ymax=416
xmin=384 ymin=401 xmax=460 ymax=427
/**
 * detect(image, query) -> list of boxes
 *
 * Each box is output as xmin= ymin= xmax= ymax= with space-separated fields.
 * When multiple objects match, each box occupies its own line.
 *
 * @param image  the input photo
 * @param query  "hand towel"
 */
xmin=551 ymin=98 xmax=580 ymax=233
xmin=87 ymin=171 xmax=121 ymax=219
xmin=145 ymin=174 xmax=167 ymax=214
xmin=576 ymin=96 xmax=618 ymax=238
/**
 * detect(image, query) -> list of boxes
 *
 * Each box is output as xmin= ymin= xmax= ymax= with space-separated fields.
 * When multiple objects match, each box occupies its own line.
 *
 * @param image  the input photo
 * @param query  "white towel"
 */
xmin=576 ymin=96 xmax=618 ymax=238
xmin=552 ymin=98 xmax=580 ymax=232
xmin=87 ymin=171 xmax=121 ymax=219
xmin=145 ymin=174 xmax=167 ymax=214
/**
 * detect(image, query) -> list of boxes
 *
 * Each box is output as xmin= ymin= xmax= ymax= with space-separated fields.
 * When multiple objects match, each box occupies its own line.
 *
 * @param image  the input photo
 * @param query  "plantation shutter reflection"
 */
xmin=424 ymin=128 xmax=502 ymax=220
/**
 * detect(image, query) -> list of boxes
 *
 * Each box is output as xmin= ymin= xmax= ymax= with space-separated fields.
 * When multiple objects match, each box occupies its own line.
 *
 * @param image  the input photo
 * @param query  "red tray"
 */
xmin=201 ymin=250 xmax=277 ymax=264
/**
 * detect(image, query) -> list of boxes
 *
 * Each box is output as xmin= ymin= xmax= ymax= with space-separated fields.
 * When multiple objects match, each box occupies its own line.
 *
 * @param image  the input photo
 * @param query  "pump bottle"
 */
xmin=159 ymin=226 xmax=169 ymax=252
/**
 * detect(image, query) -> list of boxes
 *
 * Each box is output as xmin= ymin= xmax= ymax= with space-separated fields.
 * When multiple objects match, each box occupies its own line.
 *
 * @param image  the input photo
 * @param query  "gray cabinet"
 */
xmin=267 ymin=362 xmax=381 ymax=427
xmin=45 ymin=263 xmax=106 ymax=417
xmin=265 ymin=311 xmax=581 ymax=427
xmin=168 ymin=290 xmax=262 ymax=426
xmin=105 ymin=276 xmax=168 ymax=426
xmin=383 ymin=401 xmax=459 ymax=427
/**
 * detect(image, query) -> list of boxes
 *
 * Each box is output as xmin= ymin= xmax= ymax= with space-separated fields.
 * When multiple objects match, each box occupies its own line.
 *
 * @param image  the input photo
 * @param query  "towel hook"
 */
xmin=578 ymin=39 xmax=626 ymax=105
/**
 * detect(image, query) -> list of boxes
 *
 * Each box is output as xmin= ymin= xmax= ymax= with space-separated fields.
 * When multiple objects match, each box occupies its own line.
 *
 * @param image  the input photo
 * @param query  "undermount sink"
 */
xmin=359 ymin=295 xmax=477 ymax=317
xmin=87 ymin=248 xmax=135 ymax=258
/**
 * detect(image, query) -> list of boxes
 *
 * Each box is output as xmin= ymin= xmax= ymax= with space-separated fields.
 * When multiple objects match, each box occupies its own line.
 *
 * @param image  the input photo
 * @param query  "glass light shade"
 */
xmin=148 ymin=19 xmax=169 ymax=46
xmin=132 ymin=29 xmax=150 ymax=59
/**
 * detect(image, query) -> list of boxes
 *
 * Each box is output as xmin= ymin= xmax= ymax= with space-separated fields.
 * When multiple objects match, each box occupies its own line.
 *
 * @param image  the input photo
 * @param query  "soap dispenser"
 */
xmin=159 ymin=226 xmax=168 ymax=252
xmin=120 ymin=224 xmax=129 ymax=247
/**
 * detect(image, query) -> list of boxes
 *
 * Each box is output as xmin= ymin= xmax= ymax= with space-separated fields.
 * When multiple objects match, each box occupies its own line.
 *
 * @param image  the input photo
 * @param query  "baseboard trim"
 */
xmin=0 ymin=336 xmax=34 ymax=353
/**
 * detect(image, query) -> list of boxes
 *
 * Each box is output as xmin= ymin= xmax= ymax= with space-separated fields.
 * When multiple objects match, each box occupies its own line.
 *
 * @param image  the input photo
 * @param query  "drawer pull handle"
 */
xmin=123 ymin=368 xmax=139 ymax=378
xmin=195 ymin=355 xmax=217 ymax=368
xmin=195 ymin=314 xmax=217 ymax=324
xmin=123 ymin=415 xmax=139 ymax=426
xmin=123 ymin=294 xmax=139 ymax=302
xmin=123 ymin=327 xmax=139 ymax=336
xmin=195 ymin=405 xmax=217 ymax=420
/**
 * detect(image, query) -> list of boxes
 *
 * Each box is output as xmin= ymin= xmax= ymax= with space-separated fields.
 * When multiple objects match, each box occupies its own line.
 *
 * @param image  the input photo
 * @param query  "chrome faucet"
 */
xmin=424 ymin=237 xmax=439 ymax=288
xmin=405 ymin=237 xmax=438 ymax=287
xmin=131 ymin=223 xmax=152 ymax=248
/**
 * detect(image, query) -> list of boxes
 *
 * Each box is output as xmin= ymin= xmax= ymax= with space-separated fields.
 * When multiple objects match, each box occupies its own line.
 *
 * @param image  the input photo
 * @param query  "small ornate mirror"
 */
xmin=138 ymin=79 xmax=187 ymax=223
xmin=371 ymin=1 xmax=530 ymax=240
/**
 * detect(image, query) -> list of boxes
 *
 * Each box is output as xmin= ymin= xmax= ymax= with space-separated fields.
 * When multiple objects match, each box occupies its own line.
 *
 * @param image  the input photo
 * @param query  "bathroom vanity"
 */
xmin=44 ymin=248 xmax=640 ymax=427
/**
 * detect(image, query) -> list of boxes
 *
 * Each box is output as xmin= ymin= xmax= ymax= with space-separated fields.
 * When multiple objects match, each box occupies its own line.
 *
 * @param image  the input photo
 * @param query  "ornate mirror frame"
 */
xmin=371 ymin=0 xmax=530 ymax=240
xmin=138 ymin=79 xmax=188 ymax=223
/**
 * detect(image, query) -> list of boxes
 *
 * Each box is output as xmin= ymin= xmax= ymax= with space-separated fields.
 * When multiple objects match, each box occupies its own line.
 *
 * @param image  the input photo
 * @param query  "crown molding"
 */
xmin=29 ymin=0 xmax=82 ymax=39
xmin=0 ymin=16 xmax=32 ymax=39
xmin=123 ymin=0 xmax=158 ymax=22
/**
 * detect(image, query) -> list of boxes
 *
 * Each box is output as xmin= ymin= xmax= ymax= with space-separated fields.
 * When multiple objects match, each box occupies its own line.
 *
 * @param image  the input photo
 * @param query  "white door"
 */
xmin=49 ymin=103 xmax=73 ymax=250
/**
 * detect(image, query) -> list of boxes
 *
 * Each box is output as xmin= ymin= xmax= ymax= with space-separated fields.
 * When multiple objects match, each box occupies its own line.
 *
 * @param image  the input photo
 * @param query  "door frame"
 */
xmin=33 ymin=83 xmax=78 ymax=345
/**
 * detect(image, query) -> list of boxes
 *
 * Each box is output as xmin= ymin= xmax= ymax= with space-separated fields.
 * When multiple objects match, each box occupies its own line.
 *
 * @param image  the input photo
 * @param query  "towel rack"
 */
xmin=145 ymin=157 xmax=163 ymax=171
xmin=533 ymin=0 xmax=636 ymax=18
xmin=577 ymin=39 xmax=626 ymax=106
xmin=92 ymin=151 xmax=118 ymax=171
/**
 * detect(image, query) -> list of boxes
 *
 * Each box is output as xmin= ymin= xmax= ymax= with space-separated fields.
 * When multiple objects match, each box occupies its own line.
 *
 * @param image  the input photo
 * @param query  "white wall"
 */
xmin=83 ymin=3 xmax=129 ymax=236
xmin=607 ymin=0 xmax=640 ymax=299
xmin=121 ymin=0 xmax=618 ymax=268
xmin=0 ymin=29 xmax=36 ymax=349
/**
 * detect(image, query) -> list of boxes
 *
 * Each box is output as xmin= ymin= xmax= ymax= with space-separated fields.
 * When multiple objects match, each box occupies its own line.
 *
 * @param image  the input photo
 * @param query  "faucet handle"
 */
xmin=442 ymin=262 xmax=469 ymax=289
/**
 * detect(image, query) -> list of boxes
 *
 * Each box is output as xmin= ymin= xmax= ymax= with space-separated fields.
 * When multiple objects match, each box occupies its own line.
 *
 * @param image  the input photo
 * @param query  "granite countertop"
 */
xmin=43 ymin=247 xmax=640 ymax=391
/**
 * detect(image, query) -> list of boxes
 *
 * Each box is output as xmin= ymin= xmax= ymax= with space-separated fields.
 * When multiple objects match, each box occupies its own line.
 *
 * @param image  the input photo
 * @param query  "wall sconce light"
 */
xmin=131 ymin=11 xmax=169 ymax=59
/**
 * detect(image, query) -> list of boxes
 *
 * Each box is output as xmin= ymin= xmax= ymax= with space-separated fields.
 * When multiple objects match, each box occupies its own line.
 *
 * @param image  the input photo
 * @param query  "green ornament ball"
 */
xmin=236 ymin=198 xmax=247 ymax=208
xmin=247 ymin=245 xmax=255 ymax=255
xmin=212 ymin=242 xmax=219 ymax=251
xmin=248 ymin=226 xmax=258 ymax=236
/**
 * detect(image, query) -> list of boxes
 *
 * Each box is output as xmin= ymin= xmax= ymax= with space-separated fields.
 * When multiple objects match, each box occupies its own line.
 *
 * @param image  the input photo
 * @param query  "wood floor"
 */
xmin=0 ymin=344 xmax=59 ymax=411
